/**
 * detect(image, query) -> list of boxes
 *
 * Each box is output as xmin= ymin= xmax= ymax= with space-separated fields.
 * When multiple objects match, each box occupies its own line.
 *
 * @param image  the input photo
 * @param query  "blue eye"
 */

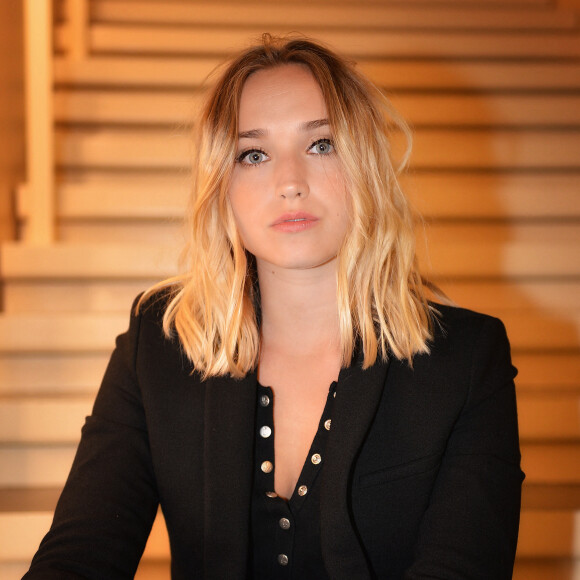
xmin=237 ymin=149 xmax=268 ymax=166
xmin=309 ymin=139 xmax=334 ymax=155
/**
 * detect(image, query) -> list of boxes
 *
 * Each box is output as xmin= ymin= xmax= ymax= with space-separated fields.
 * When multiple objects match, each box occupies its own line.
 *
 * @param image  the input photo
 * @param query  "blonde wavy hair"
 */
xmin=140 ymin=34 xmax=436 ymax=379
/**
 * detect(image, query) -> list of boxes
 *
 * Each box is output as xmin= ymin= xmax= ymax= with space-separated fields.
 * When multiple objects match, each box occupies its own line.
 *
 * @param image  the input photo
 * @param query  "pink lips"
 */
xmin=270 ymin=212 xmax=319 ymax=233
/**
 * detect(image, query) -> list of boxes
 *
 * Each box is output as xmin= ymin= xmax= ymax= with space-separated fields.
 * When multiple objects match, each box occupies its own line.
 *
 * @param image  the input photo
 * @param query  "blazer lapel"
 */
xmin=321 ymin=356 xmax=391 ymax=579
xmin=203 ymin=371 xmax=257 ymax=579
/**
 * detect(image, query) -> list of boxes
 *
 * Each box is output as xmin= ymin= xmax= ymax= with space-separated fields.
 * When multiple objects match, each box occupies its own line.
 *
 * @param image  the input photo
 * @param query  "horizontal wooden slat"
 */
xmin=55 ymin=25 xmax=580 ymax=59
xmin=2 ymin=479 xmax=569 ymax=516
xmin=424 ymin=224 xmax=580 ymax=244
xmin=0 ymin=512 xmax=52 ymax=563
xmin=0 ymin=509 xmax=168 ymax=562
xmin=3 ymin=398 xmax=96 ymax=447
xmin=0 ymin=309 xmax=577 ymax=352
xmin=406 ymin=173 xmax=580 ymax=219
xmin=513 ymin=559 xmax=580 ymax=580
xmin=439 ymin=281 xmax=580 ymax=312
xmin=517 ymin=510 xmax=580 ymax=558
xmin=394 ymin=94 xmax=580 ymax=128
xmin=29 ymin=173 xmax=579 ymax=221
xmin=0 ymin=487 xmax=59 ymax=513
xmin=500 ymin=312 xmax=580 ymax=352
xmin=1 ymin=242 xmax=177 ymax=279
xmin=0 ymin=351 xmax=574 ymax=397
xmin=57 ymin=221 xmax=179 ymax=245
xmin=411 ymin=129 xmax=580 ymax=170
xmin=91 ymin=1 xmax=576 ymax=30
xmin=514 ymin=354 xmax=580 ymax=392
xmin=0 ymin=314 xmax=126 ymax=353
xmin=1 ymin=391 xmax=576 ymax=444
xmin=55 ymin=129 xmax=188 ymax=170
xmin=518 ymin=394 xmax=580 ymax=441
xmin=3 ymin=239 xmax=579 ymax=281
xmin=5 ymin=518 xmax=580 ymax=578
xmin=0 ymin=563 xmax=33 ymax=580
xmin=522 ymin=444 xmax=580 ymax=483
xmin=0 ymin=443 xmax=576 ymax=486
xmin=53 ymin=91 xmax=580 ymax=127
xmin=0 ymin=447 xmax=77 ymax=486
xmin=522 ymin=483 xmax=580 ymax=509
xmin=5 ymin=280 xmax=580 ymax=315
xmin=54 ymin=222 xmax=580 ymax=246
xmin=3 ymin=280 xmax=154 ymax=314
xmin=420 ymin=240 xmax=580 ymax=278
xmin=0 ymin=353 xmax=109 ymax=396
xmin=54 ymin=90 xmax=201 ymax=125
xmin=54 ymin=57 xmax=580 ymax=90
xmin=54 ymin=128 xmax=580 ymax=170
xmin=55 ymin=177 xmax=187 ymax=219
xmin=4 ymin=510 xmax=576 ymax=577
xmin=0 ymin=398 xmax=93 ymax=444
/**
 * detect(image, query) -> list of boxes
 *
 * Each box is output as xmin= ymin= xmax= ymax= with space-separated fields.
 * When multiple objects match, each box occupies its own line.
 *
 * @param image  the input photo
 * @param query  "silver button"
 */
xmin=261 ymin=461 xmax=273 ymax=473
xmin=297 ymin=484 xmax=308 ymax=496
xmin=311 ymin=453 xmax=322 ymax=465
xmin=279 ymin=517 xmax=291 ymax=530
xmin=278 ymin=554 xmax=289 ymax=566
xmin=324 ymin=419 xmax=331 ymax=430
xmin=265 ymin=491 xmax=277 ymax=498
xmin=260 ymin=395 xmax=270 ymax=406
xmin=259 ymin=425 xmax=272 ymax=438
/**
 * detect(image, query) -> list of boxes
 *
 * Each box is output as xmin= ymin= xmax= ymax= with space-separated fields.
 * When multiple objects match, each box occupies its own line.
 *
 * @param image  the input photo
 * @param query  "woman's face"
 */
xmin=228 ymin=64 xmax=349 ymax=274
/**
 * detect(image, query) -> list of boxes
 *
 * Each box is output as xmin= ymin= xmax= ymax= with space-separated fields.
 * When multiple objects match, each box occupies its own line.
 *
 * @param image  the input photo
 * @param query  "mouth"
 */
xmin=271 ymin=212 xmax=319 ymax=232
xmin=271 ymin=212 xmax=318 ymax=226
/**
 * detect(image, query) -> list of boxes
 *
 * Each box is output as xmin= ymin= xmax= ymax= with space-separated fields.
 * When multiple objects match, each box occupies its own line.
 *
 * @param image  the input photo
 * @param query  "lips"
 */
xmin=270 ymin=212 xmax=319 ymax=233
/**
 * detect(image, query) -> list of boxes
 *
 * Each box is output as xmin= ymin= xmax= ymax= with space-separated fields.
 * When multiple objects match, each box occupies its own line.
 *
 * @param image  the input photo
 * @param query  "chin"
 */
xmin=258 ymin=253 xmax=338 ymax=272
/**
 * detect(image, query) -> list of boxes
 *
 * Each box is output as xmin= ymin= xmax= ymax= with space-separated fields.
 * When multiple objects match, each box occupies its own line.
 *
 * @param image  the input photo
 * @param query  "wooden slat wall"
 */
xmin=0 ymin=0 xmax=25 ymax=242
xmin=2 ymin=0 xmax=579 ymax=578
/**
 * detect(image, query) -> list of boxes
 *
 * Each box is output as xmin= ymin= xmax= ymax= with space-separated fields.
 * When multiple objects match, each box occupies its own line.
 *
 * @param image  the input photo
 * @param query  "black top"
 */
xmin=251 ymin=383 xmax=336 ymax=579
xmin=23 ymin=299 xmax=524 ymax=579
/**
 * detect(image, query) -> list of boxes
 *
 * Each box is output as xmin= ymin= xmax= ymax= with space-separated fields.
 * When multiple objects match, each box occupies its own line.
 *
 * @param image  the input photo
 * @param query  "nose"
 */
xmin=275 ymin=156 xmax=310 ymax=200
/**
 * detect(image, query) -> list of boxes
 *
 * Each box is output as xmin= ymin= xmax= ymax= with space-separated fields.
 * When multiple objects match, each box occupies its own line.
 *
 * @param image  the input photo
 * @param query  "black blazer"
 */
xmin=24 ymin=299 xmax=524 ymax=579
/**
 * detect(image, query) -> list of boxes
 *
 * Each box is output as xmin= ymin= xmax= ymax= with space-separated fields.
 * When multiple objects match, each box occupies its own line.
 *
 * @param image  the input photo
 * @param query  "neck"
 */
xmin=257 ymin=259 xmax=341 ymax=356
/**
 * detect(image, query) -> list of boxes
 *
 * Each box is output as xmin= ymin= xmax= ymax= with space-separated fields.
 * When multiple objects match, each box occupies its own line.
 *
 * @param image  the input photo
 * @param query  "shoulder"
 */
xmin=409 ymin=303 xmax=515 ymax=385
xmin=429 ymin=302 xmax=509 ymax=352
xmin=112 ymin=287 xmax=193 ymax=377
xmin=133 ymin=287 xmax=175 ymax=324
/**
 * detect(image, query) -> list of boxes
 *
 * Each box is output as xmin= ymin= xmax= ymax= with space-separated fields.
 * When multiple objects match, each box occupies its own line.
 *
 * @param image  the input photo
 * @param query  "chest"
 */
xmin=258 ymin=350 xmax=341 ymax=498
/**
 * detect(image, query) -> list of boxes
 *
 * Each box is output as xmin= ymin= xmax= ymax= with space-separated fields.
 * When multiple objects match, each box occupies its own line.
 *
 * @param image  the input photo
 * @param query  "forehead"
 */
xmin=238 ymin=64 xmax=327 ymax=128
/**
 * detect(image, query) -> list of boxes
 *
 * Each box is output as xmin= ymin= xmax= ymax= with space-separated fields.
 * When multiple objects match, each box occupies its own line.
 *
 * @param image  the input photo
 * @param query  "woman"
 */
xmin=24 ymin=35 xmax=523 ymax=579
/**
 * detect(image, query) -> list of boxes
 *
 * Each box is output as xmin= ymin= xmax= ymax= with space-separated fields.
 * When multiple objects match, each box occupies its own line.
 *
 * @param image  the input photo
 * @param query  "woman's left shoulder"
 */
xmin=429 ymin=302 xmax=510 ymax=348
xmin=419 ymin=302 xmax=514 ymax=381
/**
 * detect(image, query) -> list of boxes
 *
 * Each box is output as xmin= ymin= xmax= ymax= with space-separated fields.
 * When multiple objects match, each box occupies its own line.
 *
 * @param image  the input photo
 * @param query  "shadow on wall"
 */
xmin=400 ymin=64 xmax=580 ymax=566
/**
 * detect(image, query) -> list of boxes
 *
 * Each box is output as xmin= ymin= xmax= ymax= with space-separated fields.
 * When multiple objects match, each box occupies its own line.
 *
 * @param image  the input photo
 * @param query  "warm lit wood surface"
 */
xmin=2 ymin=0 xmax=579 ymax=577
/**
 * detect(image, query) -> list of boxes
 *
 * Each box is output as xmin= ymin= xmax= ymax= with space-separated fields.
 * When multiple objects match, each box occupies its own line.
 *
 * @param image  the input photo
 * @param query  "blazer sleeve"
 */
xmin=405 ymin=315 xmax=525 ymax=580
xmin=23 ymin=299 xmax=160 ymax=579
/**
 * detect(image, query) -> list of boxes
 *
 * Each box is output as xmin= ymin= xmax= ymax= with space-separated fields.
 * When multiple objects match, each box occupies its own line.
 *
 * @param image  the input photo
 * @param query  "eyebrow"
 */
xmin=238 ymin=118 xmax=330 ymax=139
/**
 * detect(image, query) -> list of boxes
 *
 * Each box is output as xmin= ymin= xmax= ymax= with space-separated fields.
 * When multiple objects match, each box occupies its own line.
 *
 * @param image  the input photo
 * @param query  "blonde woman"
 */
xmin=25 ymin=35 xmax=523 ymax=579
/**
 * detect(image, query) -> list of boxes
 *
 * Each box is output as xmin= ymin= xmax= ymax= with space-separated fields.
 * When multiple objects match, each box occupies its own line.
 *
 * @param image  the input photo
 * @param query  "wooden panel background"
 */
xmin=1 ymin=0 xmax=579 ymax=578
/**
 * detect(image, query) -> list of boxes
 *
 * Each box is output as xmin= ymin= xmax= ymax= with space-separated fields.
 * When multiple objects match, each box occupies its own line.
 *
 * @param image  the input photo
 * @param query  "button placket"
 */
xmin=252 ymin=382 xmax=339 ymax=577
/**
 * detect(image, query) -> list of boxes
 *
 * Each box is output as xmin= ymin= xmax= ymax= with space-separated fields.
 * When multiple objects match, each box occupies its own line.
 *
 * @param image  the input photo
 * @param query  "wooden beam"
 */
xmin=23 ymin=0 xmax=55 ymax=243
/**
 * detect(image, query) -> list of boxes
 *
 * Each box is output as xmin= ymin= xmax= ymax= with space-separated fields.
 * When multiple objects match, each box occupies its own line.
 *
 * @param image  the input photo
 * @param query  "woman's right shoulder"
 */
xmin=115 ymin=287 xmax=186 ymax=368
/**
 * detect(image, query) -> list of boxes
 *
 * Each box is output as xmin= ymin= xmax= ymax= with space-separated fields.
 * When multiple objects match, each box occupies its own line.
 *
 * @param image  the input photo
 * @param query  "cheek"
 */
xmin=227 ymin=191 xmax=259 ymax=252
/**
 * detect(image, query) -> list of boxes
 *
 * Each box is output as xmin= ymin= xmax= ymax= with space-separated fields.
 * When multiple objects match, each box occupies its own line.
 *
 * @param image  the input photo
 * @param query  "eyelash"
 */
xmin=309 ymin=138 xmax=334 ymax=155
xmin=235 ymin=138 xmax=335 ymax=167
xmin=236 ymin=148 xmax=268 ymax=166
